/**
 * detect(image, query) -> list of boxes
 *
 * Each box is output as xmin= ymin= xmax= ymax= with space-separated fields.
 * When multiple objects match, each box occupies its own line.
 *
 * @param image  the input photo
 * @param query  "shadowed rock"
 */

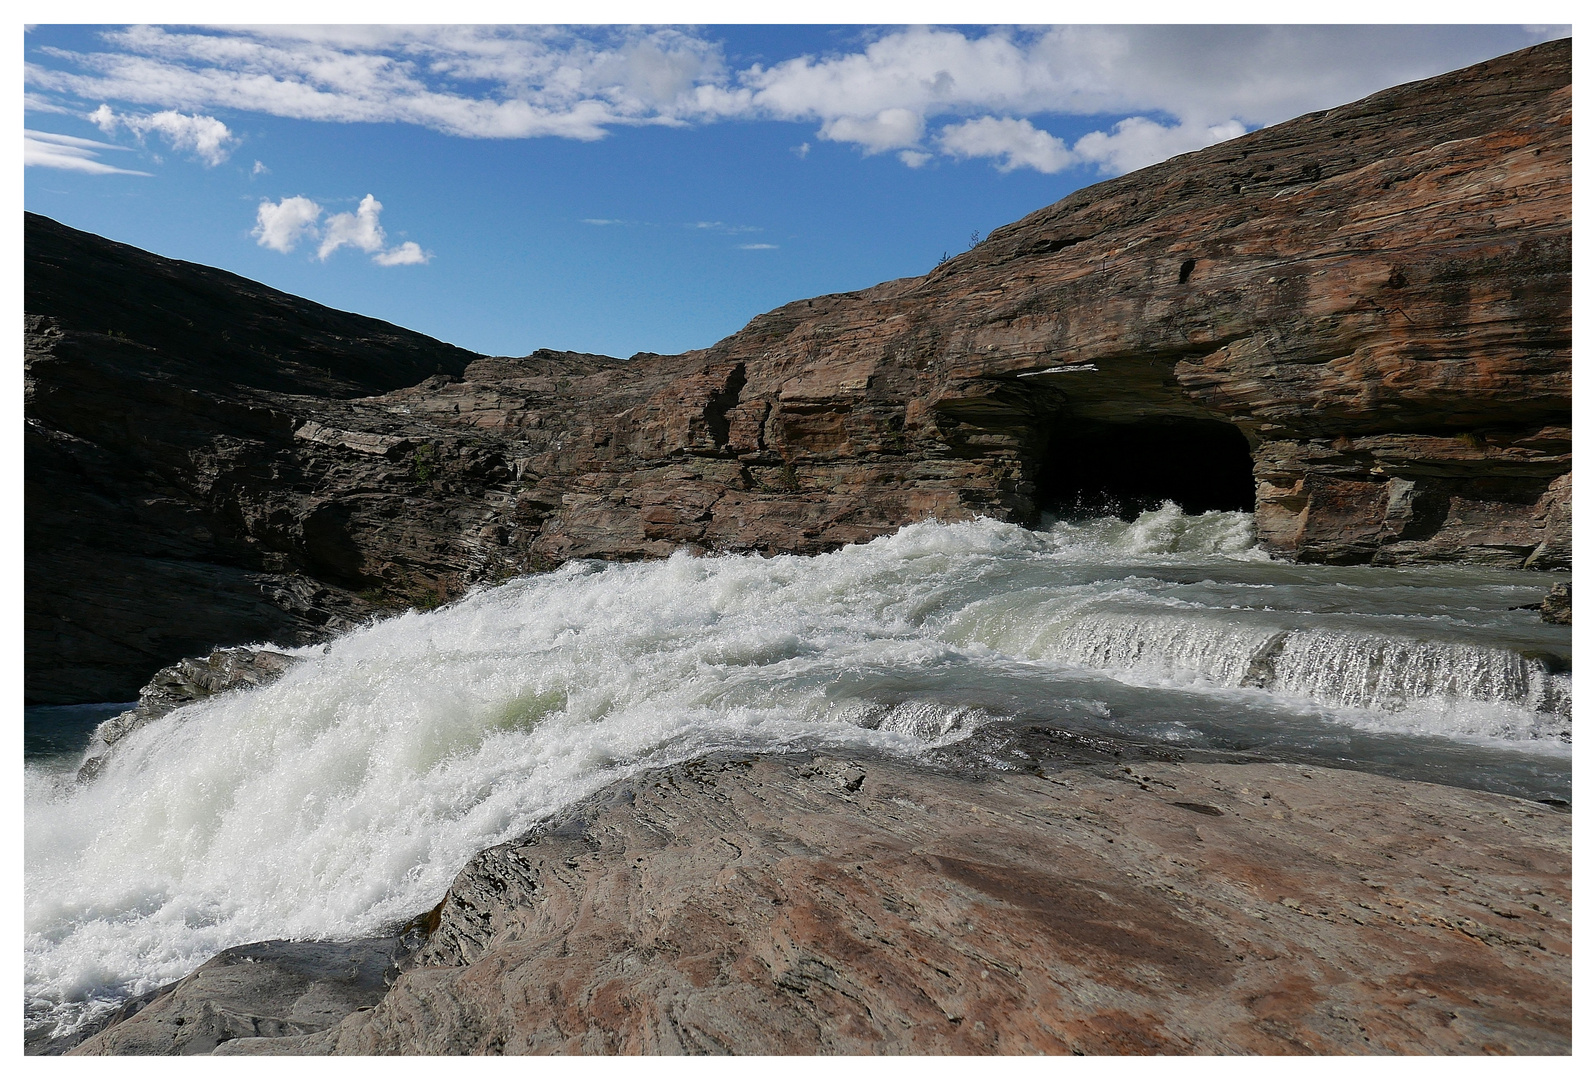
xmin=63 ymin=937 xmax=416 ymax=1056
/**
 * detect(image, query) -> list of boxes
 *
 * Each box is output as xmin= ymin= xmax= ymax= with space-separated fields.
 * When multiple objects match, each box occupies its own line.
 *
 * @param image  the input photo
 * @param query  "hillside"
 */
xmin=24 ymin=39 xmax=1571 ymax=703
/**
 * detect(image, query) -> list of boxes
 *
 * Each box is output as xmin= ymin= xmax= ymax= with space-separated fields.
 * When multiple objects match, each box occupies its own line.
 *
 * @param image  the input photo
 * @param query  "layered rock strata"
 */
xmin=70 ymin=750 xmax=1572 ymax=1055
xmin=24 ymin=40 xmax=1571 ymax=701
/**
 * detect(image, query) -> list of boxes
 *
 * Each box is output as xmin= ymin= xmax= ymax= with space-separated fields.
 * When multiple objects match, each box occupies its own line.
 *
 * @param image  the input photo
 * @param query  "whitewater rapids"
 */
xmin=24 ymin=505 xmax=1571 ymax=1038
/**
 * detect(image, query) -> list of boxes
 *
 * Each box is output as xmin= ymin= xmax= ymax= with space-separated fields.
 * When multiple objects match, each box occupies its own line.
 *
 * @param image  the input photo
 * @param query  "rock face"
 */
xmin=24 ymin=222 xmax=479 ymax=703
xmin=73 ymin=750 xmax=1570 ymax=1055
xmin=24 ymin=40 xmax=1570 ymax=702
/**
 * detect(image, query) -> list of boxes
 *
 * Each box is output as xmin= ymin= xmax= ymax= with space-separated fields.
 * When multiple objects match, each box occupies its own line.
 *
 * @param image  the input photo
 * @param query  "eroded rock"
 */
xmin=1540 ymin=582 xmax=1571 ymax=624
xmin=82 ymin=751 xmax=1570 ymax=1055
xmin=65 ymin=937 xmax=416 ymax=1056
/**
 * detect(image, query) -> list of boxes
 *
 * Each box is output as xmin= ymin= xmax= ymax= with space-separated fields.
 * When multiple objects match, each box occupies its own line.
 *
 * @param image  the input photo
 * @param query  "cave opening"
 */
xmin=1033 ymin=416 xmax=1256 ymax=520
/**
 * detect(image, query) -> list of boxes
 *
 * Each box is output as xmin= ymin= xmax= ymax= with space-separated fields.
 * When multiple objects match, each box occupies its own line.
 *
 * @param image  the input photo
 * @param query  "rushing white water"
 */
xmin=23 ymin=505 xmax=1571 ymax=1040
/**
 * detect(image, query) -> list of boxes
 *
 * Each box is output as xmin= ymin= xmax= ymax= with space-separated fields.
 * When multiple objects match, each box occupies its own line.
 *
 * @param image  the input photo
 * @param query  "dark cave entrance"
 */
xmin=1033 ymin=417 xmax=1256 ymax=520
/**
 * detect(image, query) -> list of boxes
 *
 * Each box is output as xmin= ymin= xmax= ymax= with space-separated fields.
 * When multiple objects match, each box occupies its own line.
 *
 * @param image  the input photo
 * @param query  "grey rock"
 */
xmin=78 ymin=646 xmax=298 ymax=780
xmin=65 ymin=937 xmax=416 ymax=1056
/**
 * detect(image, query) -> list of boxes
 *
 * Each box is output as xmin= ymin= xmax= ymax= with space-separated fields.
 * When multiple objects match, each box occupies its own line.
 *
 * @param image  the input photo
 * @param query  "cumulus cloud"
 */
xmin=89 ymin=103 xmax=236 ymax=165
xmin=253 ymin=195 xmax=322 ymax=253
xmin=938 ymin=117 xmax=1074 ymax=173
xmin=24 ymin=128 xmax=150 ymax=175
xmin=373 ymin=241 xmax=430 ymax=266
xmin=25 ymin=24 xmax=1568 ymax=176
xmin=253 ymin=193 xmax=428 ymax=266
xmin=938 ymin=114 xmax=1245 ymax=176
xmin=1072 ymin=117 xmax=1247 ymax=175
xmin=318 ymin=194 xmax=387 ymax=260
xmin=817 ymin=107 xmax=923 ymax=154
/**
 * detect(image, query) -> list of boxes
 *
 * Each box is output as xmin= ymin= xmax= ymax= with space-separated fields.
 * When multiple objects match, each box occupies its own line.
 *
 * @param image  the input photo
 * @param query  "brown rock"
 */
xmin=102 ymin=751 xmax=1569 ymax=1055
xmin=1540 ymin=582 xmax=1571 ymax=624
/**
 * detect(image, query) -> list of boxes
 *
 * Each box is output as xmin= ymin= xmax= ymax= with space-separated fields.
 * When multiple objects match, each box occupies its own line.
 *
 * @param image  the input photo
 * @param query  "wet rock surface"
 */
xmin=1540 ymin=582 xmax=1571 ymax=624
xmin=61 ymin=937 xmax=416 ymax=1056
xmin=77 ymin=646 xmax=299 ymax=780
xmin=24 ymin=42 xmax=1571 ymax=704
xmin=73 ymin=749 xmax=1570 ymax=1055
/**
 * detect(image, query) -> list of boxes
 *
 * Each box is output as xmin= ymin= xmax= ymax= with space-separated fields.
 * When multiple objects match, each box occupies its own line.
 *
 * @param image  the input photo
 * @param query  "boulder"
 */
xmin=77 ymin=647 xmax=299 ymax=780
xmin=1540 ymin=582 xmax=1571 ymax=624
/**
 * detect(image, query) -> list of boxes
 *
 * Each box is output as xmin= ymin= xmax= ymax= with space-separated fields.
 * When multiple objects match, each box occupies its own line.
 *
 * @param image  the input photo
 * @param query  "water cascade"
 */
xmin=24 ymin=504 xmax=1571 ymax=1042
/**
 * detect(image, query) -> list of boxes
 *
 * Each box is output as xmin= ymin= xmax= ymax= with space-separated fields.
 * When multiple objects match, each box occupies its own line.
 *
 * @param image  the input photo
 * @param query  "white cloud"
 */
xmin=938 ymin=117 xmax=1074 ymax=173
xmin=253 ymin=195 xmax=322 ymax=253
xmin=254 ymin=193 xmax=429 ymax=266
xmin=817 ymin=106 xmax=924 ymax=154
xmin=737 ymin=24 xmax=1565 ymax=171
xmin=318 ymin=193 xmax=387 ymax=260
xmin=26 ymin=24 xmax=1568 ymax=177
xmin=1072 ymin=117 xmax=1247 ymax=175
xmin=738 ymin=243 xmax=778 ymax=250
xmin=372 ymin=241 xmax=430 ymax=266
xmin=939 ymin=114 xmax=1244 ymax=177
xmin=89 ymin=104 xmax=237 ymax=165
xmin=689 ymin=221 xmax=762 ymax=235
xmin=24 ymin=128 xmax=152 ymax=175
xmin=30 ymin=25 xmax=731 ymax=141
xmin=581 ymin=218 xmax=627 ymax=226
xmin=792 ymin=141 xmax=810 ymax=158
xmin=251 ymin=160 xmax=268 ymax=176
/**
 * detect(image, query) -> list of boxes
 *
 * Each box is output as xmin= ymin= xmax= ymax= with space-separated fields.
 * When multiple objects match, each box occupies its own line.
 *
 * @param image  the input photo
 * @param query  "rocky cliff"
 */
xmin=25 ymin=40 xmax=1571 ymax=703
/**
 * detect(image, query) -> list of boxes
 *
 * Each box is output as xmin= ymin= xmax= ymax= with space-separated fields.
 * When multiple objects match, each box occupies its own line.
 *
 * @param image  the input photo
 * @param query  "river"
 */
xmin=23 ymin=504 xmax=1571 ymax=1043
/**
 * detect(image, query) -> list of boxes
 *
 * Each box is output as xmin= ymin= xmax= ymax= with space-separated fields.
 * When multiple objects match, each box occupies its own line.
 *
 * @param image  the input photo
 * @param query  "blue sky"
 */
xmin=23 ymin=18 xmax=1571 ymax=359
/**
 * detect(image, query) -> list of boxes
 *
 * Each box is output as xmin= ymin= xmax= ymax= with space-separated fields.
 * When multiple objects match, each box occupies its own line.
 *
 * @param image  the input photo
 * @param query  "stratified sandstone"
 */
xmin=25 ymin=40 xmax=1570 ymax=701
xmin=74 ymin=750 xmax=1569 ymax=1055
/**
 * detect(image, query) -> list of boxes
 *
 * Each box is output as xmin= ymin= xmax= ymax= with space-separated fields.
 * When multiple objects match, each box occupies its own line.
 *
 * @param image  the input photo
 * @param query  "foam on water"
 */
xmin=24 ymin=507 xmax=1570 ymax=1038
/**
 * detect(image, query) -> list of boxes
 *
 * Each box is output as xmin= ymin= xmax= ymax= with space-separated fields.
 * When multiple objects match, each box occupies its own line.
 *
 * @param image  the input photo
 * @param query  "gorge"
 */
xmin=24 ymin=39 xmax=1572 ymax=1056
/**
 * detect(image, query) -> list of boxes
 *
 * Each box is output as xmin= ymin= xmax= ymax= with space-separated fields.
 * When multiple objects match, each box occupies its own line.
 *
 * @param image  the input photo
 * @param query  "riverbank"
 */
xmin=66 ymin=746 xmax=1570 ymax=1054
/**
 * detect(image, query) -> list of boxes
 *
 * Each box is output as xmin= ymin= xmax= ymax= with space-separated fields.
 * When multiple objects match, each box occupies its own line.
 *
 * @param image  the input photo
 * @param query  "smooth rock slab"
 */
xmin=186 ymin=752 xmax=1573 ymax=1055
xmin=67 ymin=937 xmax=414 ymax=1056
